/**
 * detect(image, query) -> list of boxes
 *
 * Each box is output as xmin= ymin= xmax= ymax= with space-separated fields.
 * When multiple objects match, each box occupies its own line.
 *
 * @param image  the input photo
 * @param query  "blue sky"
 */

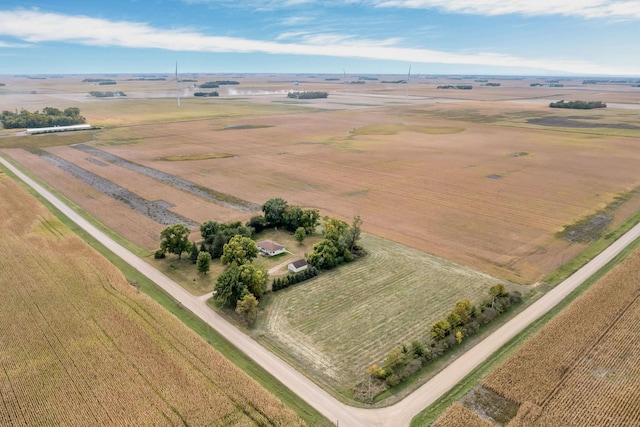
xmin=1 ymin=1 xmax=639 ymax=76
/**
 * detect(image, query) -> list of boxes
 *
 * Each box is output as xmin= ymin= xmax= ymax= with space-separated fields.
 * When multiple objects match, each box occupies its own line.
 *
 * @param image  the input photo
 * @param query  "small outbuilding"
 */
xmin=256 ymin=240 xmax=286 ymax=256
xmin=288 ymin=259 xmax=308 ymax=273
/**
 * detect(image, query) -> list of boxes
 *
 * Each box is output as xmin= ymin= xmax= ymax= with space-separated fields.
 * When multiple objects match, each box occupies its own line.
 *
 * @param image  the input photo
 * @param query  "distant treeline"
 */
xmin=483 ymin=82 xmax=501 ymax=87
xmin=531 ymin=83 xmax=564 ymax=87
xmin=0 ymin=83 xmax=5 ymax=86
xmin=358 ymin=76 xmax=378 ymax=81
xmin=83 ymin=78 xmax=116 ymax=83
xmin=1 ymin=107 xmax=85 ymax=129
xmin=125 ymin=77 xmax=167 ymax=81
xmin=89 ymin=91 xmax=126 ymax=98
xmin=437 ymin=85 xmax=473 ymax=90
xmin=382 ymin=80 xmax=406 ymax=84
xmin=99 ymin=81 xmax=117 ymax=85
xmin=287 ymin=91 xmax=328 ymax=99
xmin=583 ymin=79 xmax=640 ymax=85
xmin=325 ymin=78 xmax=340 ymax=81
xmin=194 ymin=91 xmax=219 ymax=97
xmin=549 ymin=100 xmax=606 ymax=109
xmin=198 ymin=80 xmax=240 ymax=88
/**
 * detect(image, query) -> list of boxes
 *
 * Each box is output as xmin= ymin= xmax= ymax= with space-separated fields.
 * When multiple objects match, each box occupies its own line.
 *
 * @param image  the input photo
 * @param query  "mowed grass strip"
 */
xmin=0 ymin=172 xmax=306 ymax=427
xmin=259 ymin=233 xmax=515 ymax=389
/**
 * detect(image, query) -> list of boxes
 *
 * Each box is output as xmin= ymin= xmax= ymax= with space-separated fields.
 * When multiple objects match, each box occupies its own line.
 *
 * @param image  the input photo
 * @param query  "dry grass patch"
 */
xmin=0 ymin=171 xmax=305 ymax=426
xmin=156 ymin=152 xmax=236 ymax=161
xmin=257 ymin=233 xmax=522 ymax=389
xmin=434 ymin=402 xmax=499 ymax=427
xmin=350 ymin=123 xmax=465 ymax=136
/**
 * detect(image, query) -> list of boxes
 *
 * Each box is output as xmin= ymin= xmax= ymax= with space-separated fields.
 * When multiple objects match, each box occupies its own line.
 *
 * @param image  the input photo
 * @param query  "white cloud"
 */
xmin=0 ymin=10 xmax=636 ymax=75
xmin=0 ymin=40 xmax=32 ymax=48
xmin=370 ymin=0 xmax=640 ymax=19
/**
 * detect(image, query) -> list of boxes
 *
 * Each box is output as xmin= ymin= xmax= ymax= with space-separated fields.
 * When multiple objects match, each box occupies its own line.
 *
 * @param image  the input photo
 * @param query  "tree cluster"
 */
xmin=194 ymin=91 xmax=219 ymax=97
xmin=214 ymin=80 xmax=240 ymax=85
xmin=306 ymin=216 xmax=364 ymax=270
xmin=287 ymin=91 xmax=328 ymax=99
xmin=198 ymin=82 xmax=220 ymax=88
xmin=1 ymin=107 xmax=86 ymax=129
xmin=98 ymin=81 xmax=117 ymax=85
xmin=258 ymin=198 xmax=320 ymax=236
xmin=549 ymin=100 xmax=606 ymax=109
xmin=82 ymin=78 xmax=115 ymax=83
xmin=366 ymin=284 xmax=522 ymax=394
xmin=272 ymin=266 xmax=318 ymax=291
xmin=381 ymin=80 xmax=406 ymax=84
xmin=199 ymin=220 xmax=253 ymax=259
xmin=437 ymin=85 xmax=473 ymax=90
xmin=215 ymin=236 xmax=268 ymax=325
xmin=89 ymin=91 xmax=126 ymax=97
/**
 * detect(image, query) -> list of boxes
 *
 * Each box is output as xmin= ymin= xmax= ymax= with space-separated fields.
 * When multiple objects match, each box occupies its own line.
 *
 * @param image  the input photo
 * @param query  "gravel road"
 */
xmin=3 ymin=154 xmax=639 ymax=427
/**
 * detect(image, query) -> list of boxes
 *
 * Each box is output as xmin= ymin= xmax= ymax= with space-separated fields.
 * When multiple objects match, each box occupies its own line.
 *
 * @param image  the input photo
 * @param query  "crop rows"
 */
xmin=0 ymin=174 xmax=304 ymax=426
xmin=480 ymin=245 xmax=640 ymax=426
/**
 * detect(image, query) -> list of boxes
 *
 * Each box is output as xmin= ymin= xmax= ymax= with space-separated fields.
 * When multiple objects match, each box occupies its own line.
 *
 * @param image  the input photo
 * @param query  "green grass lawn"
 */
xmin=150 ymin=228 xmax=323 ymax=296
xmin=255 ymin=233 xmax=527 ymax=393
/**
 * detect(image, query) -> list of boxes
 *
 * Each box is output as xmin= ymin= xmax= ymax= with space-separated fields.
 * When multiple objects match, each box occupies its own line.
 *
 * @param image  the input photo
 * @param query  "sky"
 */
xmin=1 ymin=1 xmax=639 ymax=76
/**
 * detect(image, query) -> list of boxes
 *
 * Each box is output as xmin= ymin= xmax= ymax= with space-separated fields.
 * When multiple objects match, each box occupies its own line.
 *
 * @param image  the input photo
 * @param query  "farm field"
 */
xmin=0 ymin=170 xmax=305 ymax=426
xmin=256 ymin=233 xmax=526 ymax=390
xmin=3 ymin=74 xmax=640 ymax=284
xmin=434 ymin=240 xmax=640 ymax=426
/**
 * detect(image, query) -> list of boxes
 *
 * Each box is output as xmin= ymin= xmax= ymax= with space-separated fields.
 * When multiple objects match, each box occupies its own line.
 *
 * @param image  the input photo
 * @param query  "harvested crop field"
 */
xmin=2 ymin=76 xmax=640 ymax=285
xmin=257 ymin=234 xmax=525 ymax=388
xmin=437 ymin=243 xmax=640 ymax=426
xmin=0 ymin=170 xmax=305 ymax=426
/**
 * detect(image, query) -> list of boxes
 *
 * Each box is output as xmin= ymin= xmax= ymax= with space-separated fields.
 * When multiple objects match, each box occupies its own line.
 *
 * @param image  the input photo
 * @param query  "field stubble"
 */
xmin=0 ymin=171 xmax=305 ymax=426
xmin=435 ymin=243 xmax=640 ymax=426
xmin=257 ymin=233 xmax=524 ymax=389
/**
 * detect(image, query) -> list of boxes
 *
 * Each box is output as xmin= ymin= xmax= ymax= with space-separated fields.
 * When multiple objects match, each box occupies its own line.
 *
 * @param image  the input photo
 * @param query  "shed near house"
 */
xmin=288 ymin=259 xmax=308 ymax=273
xmin=256 ymin=240 xmax=286 ymax=256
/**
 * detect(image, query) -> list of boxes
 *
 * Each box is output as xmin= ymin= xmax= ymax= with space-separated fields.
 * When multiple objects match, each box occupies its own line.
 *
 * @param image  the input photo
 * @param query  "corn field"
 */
xmin=480 ymin=243 xmax=640 ymax=426
xmin=0 ymin=173 xmax=304 ymax=426
xmin=433 ymin=403 xmax=498 ymax=427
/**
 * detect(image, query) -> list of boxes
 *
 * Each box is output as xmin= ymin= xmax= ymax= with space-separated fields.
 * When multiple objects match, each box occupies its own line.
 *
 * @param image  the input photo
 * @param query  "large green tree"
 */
xmin=300 ymin=208 xmax=320 ymax=235
xmin=200 ymin=220 xmax=221 ymax=244
xmin=235 ymin=293 xmax=259 ymax=325
xmin=221 ymin=235 xmax=258 ymax=266
xmin=307 ymin=239 xmax=340 ymax=270
xmin=215 ymin=264 xmax=268 ymax=306
xmin=159 ymin=223 xmax=191 ymax=259
xmin=261 ymin=197 xmax=288 ymax=226
xmin=346 ymin=215 xmax=363 ymax=251
xmin=197 ymin=251 xmax=212 ymax=274
xmin=215 ymin=266 xmax=248 ymax=307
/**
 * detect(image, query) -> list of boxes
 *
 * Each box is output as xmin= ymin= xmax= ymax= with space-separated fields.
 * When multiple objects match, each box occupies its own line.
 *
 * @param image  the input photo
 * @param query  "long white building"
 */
xmin=26 ymin=124 xmax=92 ymax=135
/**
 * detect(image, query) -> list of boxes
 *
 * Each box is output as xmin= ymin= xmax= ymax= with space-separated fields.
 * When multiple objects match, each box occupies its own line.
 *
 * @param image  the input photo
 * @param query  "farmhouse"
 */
xmin=257 ymin=240 xmax=286 ymax=256
xmin=288 ymin=259 xmax=308 ymax=273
